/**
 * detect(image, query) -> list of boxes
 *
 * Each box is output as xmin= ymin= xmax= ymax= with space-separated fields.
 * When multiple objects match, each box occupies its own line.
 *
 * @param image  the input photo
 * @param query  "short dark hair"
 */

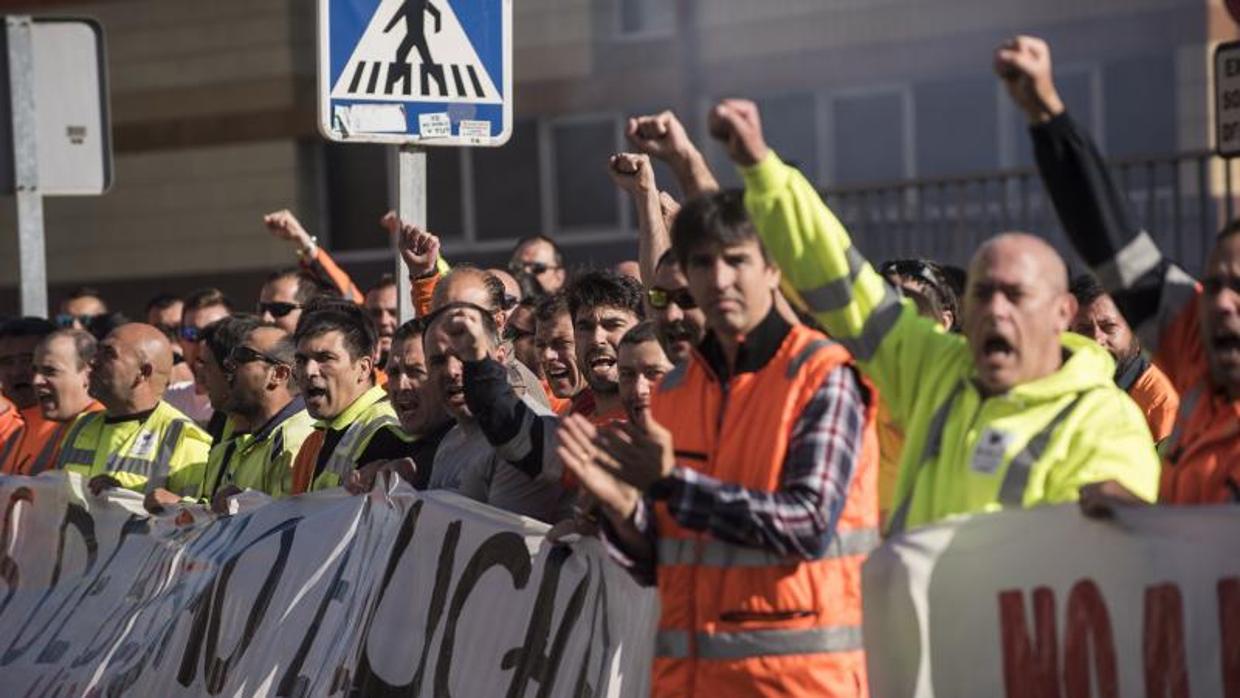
xmin=65 ymin=286 xmax=103 ymax=302
xmin=293 ymin=302 xmax=377 ymax=362
xmin=1219 ymin=219 xmax=1240 ymax=241
xmin=87 ymin=313 xmax=131 ymax=341
xmin=1069 ymin=273 xmax=1107 ymax=308
xmin=564 ymin=270 xmax=644 ymax=322
xmin=202 ymin=315 xmax=261 ymax=369
xmin=671 ymin=190 xmax=769 ymax=269
xmin=423 ymin=302 xmax=500 ymax=350
xmin=184 ymin=288 xmax=234 ymax=314
xmin=619 ymin=320 xmax=660 ymax=347
xmin=534 ymin=293 xmax=570 ymax=325
xmin=391 ymin=317 xmax=426 ymax=347
xmin=879 ymin=259 xmax=959 ymax=329
xmin=145 ymin=293 xmax=181 ymax=314
xmin=266 ymin=268 xmax=334 ymax=305
xmin=0 ymin=317 xmax=56 ymax=341
xmin=366 ymin=273 xmax=397 ymax=296
xmin=511 ymin=234 xmax=565 ymax=267
xmin=248 ymin=322 xmax=297 ymax=366
xmin=43 ymin=328 xmax=96 ymax=369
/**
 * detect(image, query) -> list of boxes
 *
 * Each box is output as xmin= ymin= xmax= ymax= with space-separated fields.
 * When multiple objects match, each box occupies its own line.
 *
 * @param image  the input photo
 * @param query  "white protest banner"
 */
xmin=863 ymin=503 xmax=1240 ymax=697
xmin=0 ymin=472 xmax=657 ymax=696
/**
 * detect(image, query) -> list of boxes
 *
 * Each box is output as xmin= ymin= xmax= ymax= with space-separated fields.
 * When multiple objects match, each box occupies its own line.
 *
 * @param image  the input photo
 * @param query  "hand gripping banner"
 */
xmin=0 ymin=472 xmax=657 ymax=696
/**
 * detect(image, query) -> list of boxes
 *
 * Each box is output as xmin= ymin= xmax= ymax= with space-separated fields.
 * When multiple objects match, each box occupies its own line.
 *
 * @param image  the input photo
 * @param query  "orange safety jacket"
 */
xmin=1125 ymin=360 xmax=1178 ymax=444
xmin=0 ymin=397 xmax=23 ymax=454
xmin=1156 ymin=294 xmax=1240 ymax=503
xmin=649 ymin=323 xmax=878 ymax=698
xmin=0 ymin=402 xmax=103 ymax=475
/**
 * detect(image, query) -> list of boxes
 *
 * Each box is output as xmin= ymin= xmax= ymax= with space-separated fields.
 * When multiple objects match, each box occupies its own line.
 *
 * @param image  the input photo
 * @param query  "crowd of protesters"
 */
xmin=0 ymin=36 xmax=1237 ymax=696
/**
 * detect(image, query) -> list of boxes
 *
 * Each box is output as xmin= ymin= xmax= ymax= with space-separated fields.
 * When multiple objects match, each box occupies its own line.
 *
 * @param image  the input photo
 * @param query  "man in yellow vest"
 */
xmin=55 ymin=323 xmax=211 ymax=509
xmin=559 ymin=190 xmax=880 ymax=697
xmin=2 ymin=329 xmax=103 ymax=474
xmin=289 ymin=302 xmax=408 ymax=493
xmin=704 ymin=97 xmax=1159 ymax=531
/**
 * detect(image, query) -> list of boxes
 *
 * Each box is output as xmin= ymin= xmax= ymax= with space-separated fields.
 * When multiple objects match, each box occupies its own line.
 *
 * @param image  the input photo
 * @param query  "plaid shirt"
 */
xmin=604 ymin=363 xmax=867 ymax=584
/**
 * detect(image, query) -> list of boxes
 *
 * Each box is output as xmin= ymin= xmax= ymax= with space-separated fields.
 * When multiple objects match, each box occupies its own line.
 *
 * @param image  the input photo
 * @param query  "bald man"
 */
xmin=709 ymin=97 xmax=1159 ymax=533
xmin=54 ymin=323 xmax=212 ymax=509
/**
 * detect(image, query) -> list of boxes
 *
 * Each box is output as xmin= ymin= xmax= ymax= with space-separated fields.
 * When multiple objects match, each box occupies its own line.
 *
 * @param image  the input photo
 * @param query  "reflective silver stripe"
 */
xmin=1094 ymin=231 xmax=1162 ymax=291
xmin=887 ymin=380 xmax=965 ymax=535
xmin=118 ymin=455 xmax=156 ymax=477
xmin=837 ymin=286 xmax=903 ymax=361
xmin=1158 ymin=384 xmax=1203 ymax=461
xmin=1137 ymin=264 xmax=1197 ymax=352
xmin=54 ymin=415 xmax=98 ymax=469
xmin=144 ymin=420 xmax=186 ymax=492
xmin=996 ymin=392 xmax=1090 ymax=506
xmin=656 ymin=630 xmax=690 ymax=659
xmin=658 ymin=362 xmax=688 ymax=393
xmin=658 ymin=528 xmax=881 ymax=568
xmin=657 ymin=625 xmax=864 ymax=661
xmin=326 ymin=414 xmax=398 ymax=478
xmin=799 ymin=246 xmax=868 ymax=313
xmin=786 ymin=338 xmax=837 ymax=379
xmin=27 ymin=426 xmax=66 ymax=474
xmin=60 ymin=448 xmax=96 ymax=465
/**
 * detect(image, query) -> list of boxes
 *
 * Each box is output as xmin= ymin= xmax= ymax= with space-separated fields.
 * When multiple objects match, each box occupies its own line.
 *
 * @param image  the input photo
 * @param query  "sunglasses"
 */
xmin=226 ymin=345 xmax=286 ymax=369
xmin=179 ymin=326 xmax=202 ymax=343
xmin=54 ymin=313 xmax=95 ymax=328
xmin=647 ymin=287 xmax=697 ymax=310
xmin=509 ymin=261 xmax=560 ymax=276
xmin=501 ymin=294 xmax=519 ymax=311
xmin=257 ymin=301 xmax=301 ymax=318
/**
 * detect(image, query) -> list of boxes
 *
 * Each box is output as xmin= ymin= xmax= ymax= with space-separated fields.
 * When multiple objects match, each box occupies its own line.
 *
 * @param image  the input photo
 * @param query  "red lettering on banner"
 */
xmin=1220 ymin=577 xmax=1240 ymax=698
xmin=999 ymin=586 xmax=1060 ymax=698
xmin=1143 ymin=583 xmax=1190 ymax=698
xmin=1063 ymin=579 xmax=1118 ymax=698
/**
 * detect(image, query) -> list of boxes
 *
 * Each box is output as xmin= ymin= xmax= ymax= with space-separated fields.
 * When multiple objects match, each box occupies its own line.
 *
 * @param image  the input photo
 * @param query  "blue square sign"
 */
xmin=317 ymin=0 xmax=512 ymax=146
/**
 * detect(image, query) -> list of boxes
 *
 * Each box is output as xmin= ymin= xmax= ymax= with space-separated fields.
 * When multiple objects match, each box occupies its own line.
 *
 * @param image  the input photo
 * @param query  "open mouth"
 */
xmin=981 ymin=334 xmax=1015 ymax=358
xmin=393 ymin=391 xmax=419 ymax=414
xmin=1213 ymin=330 xmax=1240 ymax=357
xmin=305 ymin=386 xmax=329 ymax=403
xmin=444 ymin=384 xmax=465 ymax=404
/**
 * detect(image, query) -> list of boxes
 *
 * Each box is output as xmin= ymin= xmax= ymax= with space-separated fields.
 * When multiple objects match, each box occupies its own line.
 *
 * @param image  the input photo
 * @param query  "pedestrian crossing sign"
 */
xmin=318 ymin=0 xmax=512 ymax=146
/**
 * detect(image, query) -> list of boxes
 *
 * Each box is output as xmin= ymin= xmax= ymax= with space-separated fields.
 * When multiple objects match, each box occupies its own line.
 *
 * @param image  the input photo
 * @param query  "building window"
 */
xmin=616 ymin=0 xmax=675 ymax=39
xmin=323 ymin=142 xmax=389 ymax=251
xmin=472 ymin=118 xmax=544 ymax=241
xmin=704 ymin=92 xmax=819 ymax=188
xmin=914 ymin=77 xmax=999 ymax=177
xmin=426 ymin=149 xmax=464 ymax=239
xmin=1104 ymin=54 xmax=1176 ymax=158
xmin=832 ymin=90 xmax=908 ymax=185
xmin=552 ymin=116 xmax=622 ymax=230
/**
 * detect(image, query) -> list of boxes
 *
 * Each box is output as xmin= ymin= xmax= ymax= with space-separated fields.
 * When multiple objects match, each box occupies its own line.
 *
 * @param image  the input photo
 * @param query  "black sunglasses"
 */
xmin=179 ymin=326 xmax=202 ymax=343
xmin=257 ymin=301 xmax=301 ymax=318
xmin=509 ymin=261 xmax=560 ymax=276
xmin=226 ymin=345 xmax=286 ymax=369
xmin=647 ymin=287 xmax=697 ymax=310
xmin=54 ymin=313 xmax=95 ymax=328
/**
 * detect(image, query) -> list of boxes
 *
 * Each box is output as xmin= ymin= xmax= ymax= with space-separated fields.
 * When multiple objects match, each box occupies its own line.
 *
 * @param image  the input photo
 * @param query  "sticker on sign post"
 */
xmin=1216 ymin=41 xmax=1240 ymax=157
xmin=318 ymin=0 xmax=512 ymax=147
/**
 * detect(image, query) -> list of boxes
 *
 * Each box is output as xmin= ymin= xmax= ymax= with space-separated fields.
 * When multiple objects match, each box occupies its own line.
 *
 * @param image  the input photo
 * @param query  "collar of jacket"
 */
xmin=1113 ymin=352 xmax=1149 ymax=393
xmin=251 ymin=396 xmax=306 ymax=443
xmin=698 ymin=306 xmax=792 ymax=382
xmin=321 ymin=385 xmax=388 ymax=431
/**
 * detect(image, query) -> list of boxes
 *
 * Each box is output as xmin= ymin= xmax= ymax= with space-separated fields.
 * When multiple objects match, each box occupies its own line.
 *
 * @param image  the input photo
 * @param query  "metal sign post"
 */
xmin=7 ymin=16 xmax=44 ymax=317
xmin=319 ymin=0 xmax=512 ymax=323
xmin=395 ymin=145 xmax=426 ymax=323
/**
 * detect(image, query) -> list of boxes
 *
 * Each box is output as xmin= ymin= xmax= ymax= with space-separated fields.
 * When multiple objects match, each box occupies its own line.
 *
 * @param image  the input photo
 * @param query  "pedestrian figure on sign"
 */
xmin=385 ymin=0 xmax=441 ymax=66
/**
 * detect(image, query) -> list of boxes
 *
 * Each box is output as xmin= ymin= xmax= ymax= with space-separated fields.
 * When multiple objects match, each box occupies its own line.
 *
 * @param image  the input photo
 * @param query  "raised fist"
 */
xmin=263 ymin=209 xmax=313 ymax=249
xmin=626 ymin=111 xmax=695 ymax=164
xmin=994 ymin=35 xmax=1064 ymax=124
xmin=707 ymin=99 xmax=769 ymax=168
xmin=443 ymin=306 xmax=491 ymax=362
xmin=607 ymin=153 xmax=656 ymax=195
xmin=384 ymin=212 xmax=441 ymax=278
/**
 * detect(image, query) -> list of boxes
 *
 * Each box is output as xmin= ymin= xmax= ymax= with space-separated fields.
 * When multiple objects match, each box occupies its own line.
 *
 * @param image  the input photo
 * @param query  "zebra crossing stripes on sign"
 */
xmin=318 ymin=0 xmax=512 ymax=146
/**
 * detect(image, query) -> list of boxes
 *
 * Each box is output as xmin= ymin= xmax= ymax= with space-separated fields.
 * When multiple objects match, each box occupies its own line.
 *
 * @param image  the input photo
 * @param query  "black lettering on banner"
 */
xmin=0 ymin=488 xmax=36 ymax=615
xmin=2 ymin=501 xmax=103 ymax=666
xmin=176 ymin=516 xmax=300 ymax=692
xmin=503 ymin=546 xmax=591 ymax=698
xmin=434 ymin=530 xmax=533 ymax=697
xmin=571 ymin=556 xmax=614 ymax=698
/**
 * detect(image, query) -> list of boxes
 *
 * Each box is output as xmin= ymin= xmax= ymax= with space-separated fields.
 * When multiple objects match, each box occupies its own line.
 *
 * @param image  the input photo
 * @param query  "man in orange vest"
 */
xmin=998 ymin=36 xmax=1239 ymax=502
xmin=0 ymin=319 xmax=58 ymax=472
xmin=2 ymin=329 xmax=103 ymax=474
xmin=559 ymin=191 xmax=878 ymax=697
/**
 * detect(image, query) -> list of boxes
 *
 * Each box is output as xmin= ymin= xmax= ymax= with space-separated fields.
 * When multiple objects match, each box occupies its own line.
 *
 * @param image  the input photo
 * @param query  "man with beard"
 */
xmin=998 ymin=36 xmax=1237 ymax=503
xmin=647 ymin=250 xmax=706 ymax=365
xmin=706 ymin=96 xmax=1158 ymax=529
xmin=1 ymin=328 xmax=103 ymax=474
xmin=288 ymin=302 xmax=408 ymax=493
xmin=451 ymin=271 xmax=642 ymax=494
xmin=56 ymin=323 xmax=211 ymax=506
xmin=348 ymin=318 xmax=453 ymax=492
xmin=1070 ymin=275 xmax=1178 ymax=443
xmin=201 ymin=322 xmax=315 ymax=509
xmin=424 ymin=303 xmax=572 ymax=523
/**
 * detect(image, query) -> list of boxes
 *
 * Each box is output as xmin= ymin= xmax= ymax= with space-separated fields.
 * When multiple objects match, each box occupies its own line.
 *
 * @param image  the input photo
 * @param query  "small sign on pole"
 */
xmin=318 ymin=0 xmax=513 ymax=323
xmin=1215 ymin=40 xmax=1240 ymax=158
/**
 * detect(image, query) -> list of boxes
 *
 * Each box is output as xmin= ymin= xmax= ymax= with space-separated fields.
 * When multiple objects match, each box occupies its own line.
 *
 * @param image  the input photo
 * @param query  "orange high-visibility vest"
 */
xmin=1 ymin=402 xmax=103 ymax=475
xmin=649 ymin=324 xmax=879 ymax=698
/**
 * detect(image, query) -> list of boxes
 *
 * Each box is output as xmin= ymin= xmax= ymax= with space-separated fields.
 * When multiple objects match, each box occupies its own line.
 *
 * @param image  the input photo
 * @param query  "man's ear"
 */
xmin=269 ymin=363 xmax=292 ymax=390
xmin=357 ymin=354 xmax=374 ymax=382
xmin=766 ymin=261 xmax=782 ymax=290
xmin=494 ymin=343 xmax=508 ymax=366
xmin=1056 ymin=293 xmax=1078 ymax=333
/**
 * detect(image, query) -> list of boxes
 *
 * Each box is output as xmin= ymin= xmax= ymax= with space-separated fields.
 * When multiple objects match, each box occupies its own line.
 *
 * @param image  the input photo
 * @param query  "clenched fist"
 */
xmin=608 ymin=153 xmax=656 ymax=195
xmin=707 ymin=99 xmax=769 ymax=168
xmin=994 ymin=35 xmax=1065 ymax=124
